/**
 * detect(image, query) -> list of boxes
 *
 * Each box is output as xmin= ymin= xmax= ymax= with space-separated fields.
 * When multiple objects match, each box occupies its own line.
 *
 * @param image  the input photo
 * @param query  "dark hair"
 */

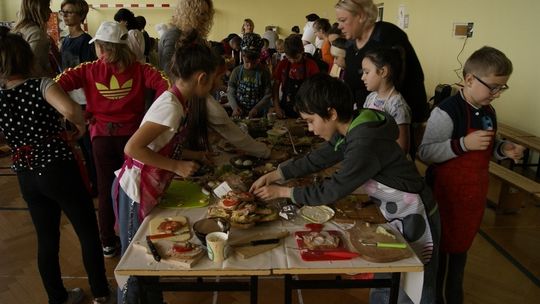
xmin=224 ymin=33 xmax=240 ymax=42
xmin=284 ymin=34 xmax=304 ymax=57
xmin=241 ymin=33 xmax=264 ymax=59
xmin=114 ymin=8 xmax=138 ymax=30
xmin=331 ymin=37 xmax=348 ymax=50
xmin=184 ymin=96 xmax=210 ymax=151
xmin=0 ymin=26 xmax=34 ymax=81
xmin=305 ymin=13 xmax=320 ymax=22
xmin=328 ymin=23 xmax=342 ymax=36
xmin=291 ymin=25 xmax=300 ymax=34
xmin=61 ymin=0 xmax=90 ymax=22
xmin=463 ymin=46 xmax=513 ymax=77
xmin=363 ymin=47 xmax=404 ymax=88
xmin=296 ymin=74 xmax=354 ymax=122
xmin=169 ymin=30 xmax=218 ymax=81
xmin=135 ymin=15 xmax=146 ymax=30
xmin=313 ymin=18 xmax=331 ymax=34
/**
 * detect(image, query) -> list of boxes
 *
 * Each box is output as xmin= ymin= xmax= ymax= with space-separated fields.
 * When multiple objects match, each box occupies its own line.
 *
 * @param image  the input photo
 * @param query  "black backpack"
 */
xmin=429 ymin=84 xmax=453 ymax=109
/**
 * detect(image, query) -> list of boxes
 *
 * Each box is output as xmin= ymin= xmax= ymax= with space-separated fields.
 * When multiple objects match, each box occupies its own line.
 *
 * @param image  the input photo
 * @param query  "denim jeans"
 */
xmin=115 ymin=179 xmax=163 ymax=304
xmin=370 ymin=209 xmax=441 ymax=304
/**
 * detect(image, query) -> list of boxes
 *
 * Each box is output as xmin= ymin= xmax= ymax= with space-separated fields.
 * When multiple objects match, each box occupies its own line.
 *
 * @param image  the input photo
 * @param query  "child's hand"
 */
xmin=273 ymin=106 xmax=285 ymax=119
xmin=250 ymin=170 xmax=280 ymax=192
xmin=502 ymin=142 xmax=526 ymax=163
xmin=173 ymin=160 xmax=200 ymax=177
xmin=464 ymin=130 xmax=494 ymax=151
xmin=248 ymin=108 xmax=258 ymax=119
xmin=232 ymin=107 xmax=243 ymax=118
xmin=252 ymin=184 xmax=290 ymax=201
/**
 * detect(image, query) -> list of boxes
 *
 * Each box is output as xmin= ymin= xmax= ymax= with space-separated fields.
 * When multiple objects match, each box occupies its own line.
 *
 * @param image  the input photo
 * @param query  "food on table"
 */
xmin=157 ymin=220 xmax=185 ymax=234
xmin=165 ymin=242 xmax=204 ymax=260
xmin=299 ymin=205 xmax=335 ymax=224
xmin=242 ymin=159 xmax=253 ymax=166
xmin=301 ymin=231 xmax=341 ymax=250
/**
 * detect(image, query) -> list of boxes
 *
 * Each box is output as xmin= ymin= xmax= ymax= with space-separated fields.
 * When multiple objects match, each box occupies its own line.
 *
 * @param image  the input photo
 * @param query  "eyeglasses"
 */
xmin=473 ymin=75 xmax=509 ymax=95
xmin=59 ymin=10 xmax=77 ymax=16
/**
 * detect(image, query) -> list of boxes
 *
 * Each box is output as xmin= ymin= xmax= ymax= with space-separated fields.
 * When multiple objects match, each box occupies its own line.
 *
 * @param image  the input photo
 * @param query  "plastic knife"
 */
xmin=361 ymin=240 xmax=407 ymax=249
xmin=146 ymin=236 xmax=161 ymax=262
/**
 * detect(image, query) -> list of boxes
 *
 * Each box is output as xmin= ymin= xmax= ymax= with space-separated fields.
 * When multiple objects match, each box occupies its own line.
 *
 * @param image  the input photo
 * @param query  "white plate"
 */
xmin=299 ymin=205 xmax=335 ymax=224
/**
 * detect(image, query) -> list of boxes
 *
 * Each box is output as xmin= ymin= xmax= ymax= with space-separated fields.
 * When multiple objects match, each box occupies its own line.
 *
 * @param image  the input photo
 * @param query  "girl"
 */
xmin=313 ymin=18 xmax=334 ymax=68
xmin=11 ymin=0 xmax=55 ymax=77
xmin=228 ymin=33 xmax=272 ymax=118
xmin=55 ymin=21 xmax=170 ymax=259
xmin=329 ymin=37 xmax=347 ymax=80
xmin=241 ymin=18 xmax=255 ymax=36
xmin=251 ymin=74 xmax=439 ymax=304
xmin=361 ymin=47 xmax=411 ymax=153
xmin=0 ymin=27 xmax=113 ymax=304
xmin=114 ymin=29 xmax=218 ymax=304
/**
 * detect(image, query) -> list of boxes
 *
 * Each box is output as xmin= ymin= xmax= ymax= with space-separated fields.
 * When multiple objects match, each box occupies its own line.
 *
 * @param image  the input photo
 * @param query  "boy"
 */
xmin=227 ymin=33 xmax=272 ymax=118
xmin=272 ymin=34 xmax=319 ymax=118
xmin=252 ymin=74 xmax=440 ymax=303
xmin=418 ymin=46 xmax=523 ymax=304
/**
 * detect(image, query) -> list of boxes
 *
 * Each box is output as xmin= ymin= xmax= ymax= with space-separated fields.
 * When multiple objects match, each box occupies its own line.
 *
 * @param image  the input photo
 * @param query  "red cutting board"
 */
xmin=295 ymin=230 xmax=352 ymax=261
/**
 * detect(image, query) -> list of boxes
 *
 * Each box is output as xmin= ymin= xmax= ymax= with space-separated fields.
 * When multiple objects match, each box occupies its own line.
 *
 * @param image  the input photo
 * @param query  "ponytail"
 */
xmin=168 ymin=29 xmax=218 ymax=81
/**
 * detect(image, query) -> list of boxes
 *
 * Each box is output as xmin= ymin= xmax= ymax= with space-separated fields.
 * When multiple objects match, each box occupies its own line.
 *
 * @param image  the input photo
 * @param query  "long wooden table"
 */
xmin=115 ymin=204 xmax=424 ymax=304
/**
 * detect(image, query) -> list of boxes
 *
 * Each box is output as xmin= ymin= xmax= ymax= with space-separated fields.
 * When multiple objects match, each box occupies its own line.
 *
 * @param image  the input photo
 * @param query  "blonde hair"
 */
xmin=13 ymin=0 xmax=51 ymax=31
xmin=334 ymin=0 xmax=378 ymax=26
xmin=173 ymin=0 xmax=214 ymax=39
xmin=95 ymin=41 xmax=135 ymax=70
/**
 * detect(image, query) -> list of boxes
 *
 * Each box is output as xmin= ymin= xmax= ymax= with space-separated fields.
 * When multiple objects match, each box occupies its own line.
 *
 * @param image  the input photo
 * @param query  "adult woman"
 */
xmin=11 ymin=0 xmax=55 ymax=77
xmin=158 ymin=0 xmax=215 ymax=74
xmin=335 ymin=0 xmax=428 ymax=124
xmin=241 ymin=18 xmax=255 ymax=36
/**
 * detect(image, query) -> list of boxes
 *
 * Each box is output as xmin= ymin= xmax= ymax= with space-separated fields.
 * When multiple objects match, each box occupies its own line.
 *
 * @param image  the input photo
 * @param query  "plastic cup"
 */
xmin=205 ymin=232 xmax=229 ymax=263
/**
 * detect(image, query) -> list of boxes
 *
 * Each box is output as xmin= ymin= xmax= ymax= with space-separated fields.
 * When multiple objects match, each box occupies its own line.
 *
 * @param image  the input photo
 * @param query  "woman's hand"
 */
xmin=252 ymin=184 xmax=291 ymax=201
xmin=173 ymin=160 xmax=200 ymax=177
xmin=502 ymin=142 xmax=526 ymax=163
xmin=250 ymin=170 xmax=281 ymax=192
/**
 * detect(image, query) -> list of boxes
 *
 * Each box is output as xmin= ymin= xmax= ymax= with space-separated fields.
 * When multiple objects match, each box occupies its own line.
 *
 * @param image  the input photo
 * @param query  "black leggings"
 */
xmin=17 ymin=160 xmax=109 ymax=304
xmin=437 ymin=251 xmax=468 ymax=304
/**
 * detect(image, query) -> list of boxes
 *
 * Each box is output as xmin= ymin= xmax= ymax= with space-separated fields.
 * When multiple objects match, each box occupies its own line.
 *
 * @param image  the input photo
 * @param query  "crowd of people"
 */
xmin=0 ymin=0 xmax=525 ymax=304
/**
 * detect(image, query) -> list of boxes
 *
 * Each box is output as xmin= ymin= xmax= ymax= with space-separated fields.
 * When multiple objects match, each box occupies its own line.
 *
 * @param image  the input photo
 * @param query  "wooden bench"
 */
xmin=497 ymin=122 xmax=540 ymax=178
xmin=488 ymin=162 xmax=540 ymax=213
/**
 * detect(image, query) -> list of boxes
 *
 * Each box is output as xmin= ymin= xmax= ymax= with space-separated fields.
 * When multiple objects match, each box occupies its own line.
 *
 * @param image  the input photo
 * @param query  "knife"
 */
xmin=361 ymin=240 xmax=407 ymax=249
xmin=230 ymin=238 xmax=281 ymax=247
xmin=146 ymin=236 xmax=161 ymax=262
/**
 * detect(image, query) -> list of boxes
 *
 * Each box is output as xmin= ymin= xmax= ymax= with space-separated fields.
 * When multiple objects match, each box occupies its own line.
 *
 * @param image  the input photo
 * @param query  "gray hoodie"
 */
xmin=281 ymin=109 xmax=428 ymax=207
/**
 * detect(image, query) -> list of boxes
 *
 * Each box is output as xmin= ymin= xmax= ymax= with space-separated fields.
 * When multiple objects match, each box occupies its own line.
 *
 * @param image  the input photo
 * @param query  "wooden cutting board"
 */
xmin=229 ymin=230 xmax=289 ymax=259
xmin=348 ymin=222 xmax=412 ymax=263
xmin=333 ymin=195 xmax=387 ymax=224
xmin=134 ymin=240 xmax=205 ymax=268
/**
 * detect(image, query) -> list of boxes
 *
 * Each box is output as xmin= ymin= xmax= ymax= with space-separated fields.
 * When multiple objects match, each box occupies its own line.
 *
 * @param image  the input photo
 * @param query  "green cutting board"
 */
xmin=159 ymin=180 xmax=209 ymax=208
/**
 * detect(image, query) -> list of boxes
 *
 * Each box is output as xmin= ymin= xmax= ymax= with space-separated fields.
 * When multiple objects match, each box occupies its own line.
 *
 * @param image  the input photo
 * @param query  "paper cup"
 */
xmin=205 ymin=232 xmax=229 ymax=263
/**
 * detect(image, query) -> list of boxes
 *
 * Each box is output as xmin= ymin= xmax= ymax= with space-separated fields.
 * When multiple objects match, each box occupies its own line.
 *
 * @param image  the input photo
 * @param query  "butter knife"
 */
xmin=146 ymin=236 xmax=161 ymax=262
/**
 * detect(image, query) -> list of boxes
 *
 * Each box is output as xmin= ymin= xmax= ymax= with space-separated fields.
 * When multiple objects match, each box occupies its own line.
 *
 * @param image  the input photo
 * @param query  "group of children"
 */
xmin=0 ymin=1 xmax=526 ymax=304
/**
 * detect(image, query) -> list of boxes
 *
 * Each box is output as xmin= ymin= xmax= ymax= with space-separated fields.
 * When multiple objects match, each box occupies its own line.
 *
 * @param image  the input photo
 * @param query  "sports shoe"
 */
xmin=102 ymin=245 xmax=118 ymax=258
xmin=64 ymin=287 xmax=85 ymax=304
xmin=93 ymin=287 xmax=116 ymax=304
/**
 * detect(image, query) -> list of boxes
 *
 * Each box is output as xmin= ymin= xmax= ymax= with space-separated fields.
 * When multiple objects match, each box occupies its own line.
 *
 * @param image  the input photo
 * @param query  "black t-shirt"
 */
xmin=344 ymin=21 xmax=428 ymax=123
xmin=61 ymin=32 xmax=97 ymax=70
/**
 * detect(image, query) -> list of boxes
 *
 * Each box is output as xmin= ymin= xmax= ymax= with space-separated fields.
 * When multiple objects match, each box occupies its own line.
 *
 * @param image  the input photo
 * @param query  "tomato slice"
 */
xmin=172 ymin=244 xmax=193 ymax=253
xmin=222 ymin=199 xmax=238 ymax=207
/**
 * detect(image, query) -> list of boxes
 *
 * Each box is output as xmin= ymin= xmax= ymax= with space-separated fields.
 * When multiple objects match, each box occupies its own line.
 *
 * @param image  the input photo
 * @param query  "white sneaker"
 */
xmin=102 ymin=245 xmax=118 ymax=258
xmin=64 ymin=288 xmax=85 ymax=304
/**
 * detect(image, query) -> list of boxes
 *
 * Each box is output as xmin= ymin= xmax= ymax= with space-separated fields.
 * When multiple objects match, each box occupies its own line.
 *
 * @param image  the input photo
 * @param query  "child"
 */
xmin=361 ymin=47 xmax=411 ymax=153
xmin=313 ymin=18 xmax=334 ymax=68
xmin=418 ymin=46 xmax=523 ymax=304
xmin=329 ymin=37 xmax=347 ymax=80
xmin=59 ymin=0 xmax=98 ymax=195
xmin=260 ymin=38 xmax=271 ymax=66
xmin=114 ymin=8 xmax=145 ymax=63
xmin=270 ymin=38 xmax=285 ymax=72
xmin=251 ymin=73 xmax=439 ymax=303
xmin=11 ymin=0 xmax=55 ymax=77
xmin=207 ymin=58 xmax=271 ymax=158
xmin=272 ymin=34 xmax=319 ymax=118
xmin=55 ymin=21 xmax=170 ymax=258
xmin=0 ymin=27 xmax=113 ymax=304
xmin=227 ymin=33 xmax=272 ymax=118
xmin=114 ymin=29 xmax=217 ymax=304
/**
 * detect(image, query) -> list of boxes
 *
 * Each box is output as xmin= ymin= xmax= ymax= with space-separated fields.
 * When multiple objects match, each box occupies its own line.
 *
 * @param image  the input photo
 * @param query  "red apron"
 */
xmin=433 ymin=108 xmax=494 ymax=253
xmin=114 ymin=86 xmax=187 ymax=222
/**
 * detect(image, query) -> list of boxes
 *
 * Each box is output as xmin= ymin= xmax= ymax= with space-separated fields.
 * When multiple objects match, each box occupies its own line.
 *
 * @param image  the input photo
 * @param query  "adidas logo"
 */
xmin=95 ymin=75 xmax=133 ymax=100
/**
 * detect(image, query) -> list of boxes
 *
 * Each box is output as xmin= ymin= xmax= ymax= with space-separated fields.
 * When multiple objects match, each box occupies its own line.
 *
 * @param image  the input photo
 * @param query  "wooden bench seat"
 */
xmin=488 ymin=162 xmax=540 ymax=213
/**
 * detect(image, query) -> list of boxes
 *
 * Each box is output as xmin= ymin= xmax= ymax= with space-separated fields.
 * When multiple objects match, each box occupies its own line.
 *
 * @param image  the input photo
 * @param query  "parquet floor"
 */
xmin=0 ymin=153 xmax=539 ymax=304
